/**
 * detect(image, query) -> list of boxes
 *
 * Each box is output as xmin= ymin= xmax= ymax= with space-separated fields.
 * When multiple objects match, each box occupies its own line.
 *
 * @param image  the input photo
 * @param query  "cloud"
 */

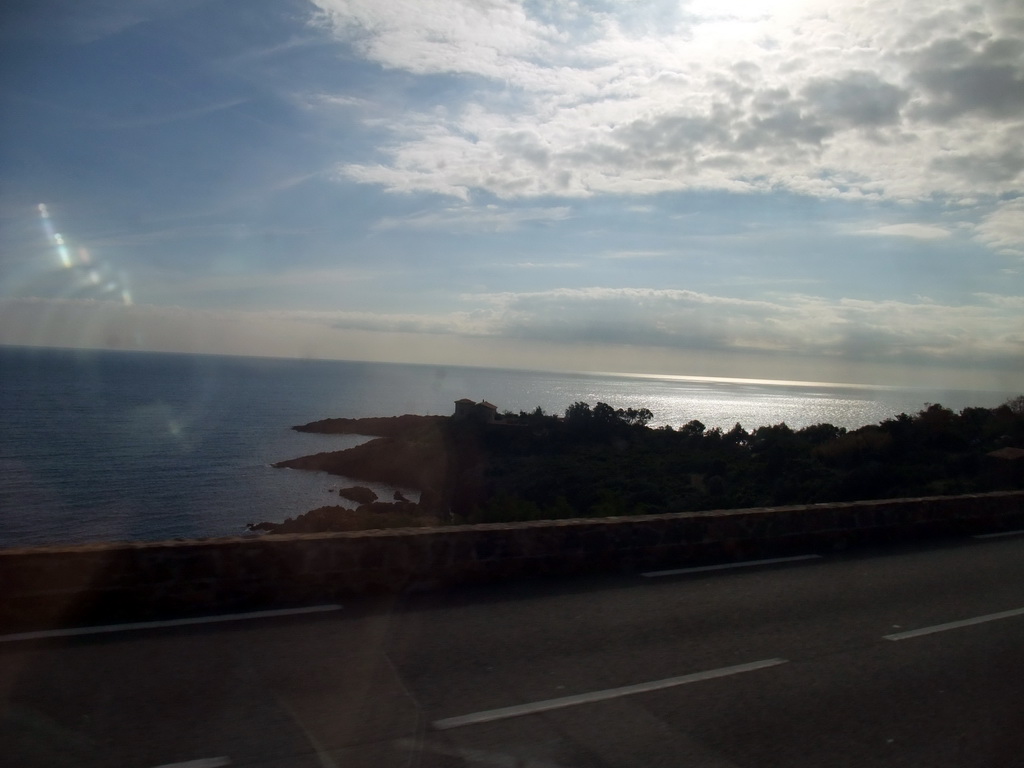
xmin=97 ymin=98 xmax=249 ymax=129
xmin=219 ymin=35 xmax=329 ymax=66
xmin=312 ymin=0 xmax=1024 ymax=209
xmin=459 ymin=286 xmax=1024 ymax=369
xmin=304 ymin=94 xmax=371 ymax=109
xmin=802 ymin=71 xmax=909 ymax=129
xmin=309 ymin=0 xmax=554 ymax=79
xmin=855 ymin=223 xmax=951 ymax=240
xmin=975 ymin=197 xmax=1024 ymax=255
xmin=601 ymin=250 xmax=674 ymax=260
xmin=315 ymin=308 xmax=477 ymax=335
xmin=929 ymin=145 xmax=1024 ymax=185
xmin=908 ymin=35 xmax=1024 ymax=122
xmin=374 ymin=203 xmax=572 ymax=231
xmin=973 ymin=291 xmax=1024 ymax=309
xmin=504 ymin=261 xmax=581 ymax=269
xmin=144 ymin=268 xmax=378 ymax=296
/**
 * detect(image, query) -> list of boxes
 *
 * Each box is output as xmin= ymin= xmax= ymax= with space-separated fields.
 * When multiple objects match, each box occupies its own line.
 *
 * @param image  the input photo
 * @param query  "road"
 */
xmin=2 ymin=533 xmax=1023 ymax=767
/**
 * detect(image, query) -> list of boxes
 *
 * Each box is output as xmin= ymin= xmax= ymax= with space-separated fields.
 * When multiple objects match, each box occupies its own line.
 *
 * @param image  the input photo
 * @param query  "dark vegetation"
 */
xmin=259 ymin=397 xmax=1024 ymax=532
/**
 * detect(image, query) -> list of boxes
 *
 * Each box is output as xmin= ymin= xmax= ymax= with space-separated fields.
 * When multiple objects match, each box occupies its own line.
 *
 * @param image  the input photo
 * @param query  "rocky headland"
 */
xmin=255 ymin=414 xmax=461 ymax=533
xmin=257 ymin=399 xmax=1024 ymax=535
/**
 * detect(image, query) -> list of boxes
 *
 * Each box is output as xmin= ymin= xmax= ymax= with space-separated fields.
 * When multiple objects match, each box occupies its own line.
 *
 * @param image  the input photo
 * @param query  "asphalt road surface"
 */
xmin=2 ymin=532 xmax=1023 ymax=767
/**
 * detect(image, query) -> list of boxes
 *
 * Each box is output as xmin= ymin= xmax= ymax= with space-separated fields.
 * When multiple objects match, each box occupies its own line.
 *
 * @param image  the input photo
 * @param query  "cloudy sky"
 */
xmin=1 ymin=0 xmax=1022 ymax=389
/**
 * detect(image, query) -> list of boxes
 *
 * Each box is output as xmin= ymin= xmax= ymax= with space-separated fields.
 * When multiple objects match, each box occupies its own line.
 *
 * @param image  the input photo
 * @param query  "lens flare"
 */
xmin=54 ymin=234 xmax=72 ymax=268
xmin=35 ymin=202 xmax=133 ymax=306
xmin=38 ymin=204 xmax=57 ymax=247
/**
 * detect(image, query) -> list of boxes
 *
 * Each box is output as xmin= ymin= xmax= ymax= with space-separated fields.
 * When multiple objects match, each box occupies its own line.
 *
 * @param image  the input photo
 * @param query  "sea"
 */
xmin=1 ymin=345 xmax=1018 ymax=549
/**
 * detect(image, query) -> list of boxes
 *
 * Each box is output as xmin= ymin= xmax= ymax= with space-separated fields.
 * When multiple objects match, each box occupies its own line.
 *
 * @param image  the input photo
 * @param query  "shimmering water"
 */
xmin=0 ymin=346 xmax=1016 ymax=547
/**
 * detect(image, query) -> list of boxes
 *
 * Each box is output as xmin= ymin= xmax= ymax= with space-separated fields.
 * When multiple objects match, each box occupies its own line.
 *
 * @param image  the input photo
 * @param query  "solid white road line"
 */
xmin=432 ymin=658 xmax=788 ymax=730
xmin=973 ymin=529 xmax=1024 ymax=539
xmin=151 ymin=758 xmax=231 ymax=768
xmin=0 ymin=604 xmax=343 ymax=643
xmin=884 ymin=607 xmax=1024 ymax=641
xmin=641 ymin=554 xmax=822 ymax=578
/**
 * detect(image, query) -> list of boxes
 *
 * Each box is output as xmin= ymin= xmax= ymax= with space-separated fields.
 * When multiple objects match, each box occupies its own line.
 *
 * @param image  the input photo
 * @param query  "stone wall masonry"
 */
xmin=2 ymin=491 xmax=1023 ymax=632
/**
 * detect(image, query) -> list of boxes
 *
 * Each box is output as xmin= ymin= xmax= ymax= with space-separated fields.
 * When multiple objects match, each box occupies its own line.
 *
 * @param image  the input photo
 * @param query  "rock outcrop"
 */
xmin=338 ymin=486 xmax=378 ymax=505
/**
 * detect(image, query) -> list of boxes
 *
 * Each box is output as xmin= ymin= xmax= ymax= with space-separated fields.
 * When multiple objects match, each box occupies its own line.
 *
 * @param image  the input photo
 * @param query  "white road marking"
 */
xmin=151 ymin=758 xmax=230 ymax=768
xmin=973 ymin=529 xmax=1024 ymax=539
xmin=884 ymin=607 xmax=1024 ymax=641
xmin=395 ymin=738 xmax=568 ymax=767
xmin=0 ymin=605 xmax=343 ymax=643
xmin=641 ymin=554 xmax=821 ymax=578
xmin=432 ymin=658 xmax=788 ymax=730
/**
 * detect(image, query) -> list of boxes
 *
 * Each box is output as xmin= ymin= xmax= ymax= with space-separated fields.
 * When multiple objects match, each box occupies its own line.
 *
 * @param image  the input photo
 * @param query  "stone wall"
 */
xmin=2 ymin=491 xmax=1023 ymax=632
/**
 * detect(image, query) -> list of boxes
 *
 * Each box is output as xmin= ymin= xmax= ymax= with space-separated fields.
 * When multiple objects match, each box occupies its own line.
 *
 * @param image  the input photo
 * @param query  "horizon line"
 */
xmin=2 ymin=342 xmax=1014 ymax=395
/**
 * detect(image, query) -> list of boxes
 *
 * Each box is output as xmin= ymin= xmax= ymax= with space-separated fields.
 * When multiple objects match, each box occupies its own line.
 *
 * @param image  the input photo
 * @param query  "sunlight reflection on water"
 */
xmin=487 ymin=374 xmax=951 ymax=432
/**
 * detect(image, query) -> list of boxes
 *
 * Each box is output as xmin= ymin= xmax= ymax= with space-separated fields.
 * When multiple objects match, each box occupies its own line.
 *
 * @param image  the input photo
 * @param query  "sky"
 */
xmin=1 ymin=0 xmax=1022 ymax=390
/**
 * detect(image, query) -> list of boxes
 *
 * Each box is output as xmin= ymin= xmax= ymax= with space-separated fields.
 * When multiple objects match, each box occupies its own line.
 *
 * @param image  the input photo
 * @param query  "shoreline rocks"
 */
xmin=338 ymin=486 xmax=378 ymax=505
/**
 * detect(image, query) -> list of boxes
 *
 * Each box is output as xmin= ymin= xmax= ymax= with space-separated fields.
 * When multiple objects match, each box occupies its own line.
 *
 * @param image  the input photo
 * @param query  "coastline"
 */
xmin=266 ymin=400 xmax=1024 ymax=535
xmin=261 ymin=414 xmax=452 ymax=533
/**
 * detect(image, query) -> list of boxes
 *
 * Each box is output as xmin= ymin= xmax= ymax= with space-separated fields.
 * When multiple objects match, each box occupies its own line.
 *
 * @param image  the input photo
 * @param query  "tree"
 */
xmin=680 ymin=419 xmax=705 ymax=439
xmin=616 ymin=407 xmax=654 ymax=427
xmin=564 ymin=401 xmax=592 ymax=422
xmin=1004 ymin=395 xmax=1024 ymax=415
xmin=593 ymin=401 xmax=617 ymax=423
xmin=798 ymin=423 xmax=846 ymax=446
xmin=633 ymin=407 xmax=653 ymax=427
xmin=723 ymin=422 xmax=748 ymax=447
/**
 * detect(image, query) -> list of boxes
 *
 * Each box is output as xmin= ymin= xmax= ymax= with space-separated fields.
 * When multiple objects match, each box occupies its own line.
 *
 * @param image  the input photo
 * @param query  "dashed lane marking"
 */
xmin=432 ymin=658 xmax=788 ymax=730
xmin=0 ymin=605 xmax=343 ymax=643
xmin=641 ymin=554 xmax=822 ymax=578
xmin=973 ymin=529 xmax=1024 ymax=539
xmin=884 ymin=607 xmax=1024 ymax=641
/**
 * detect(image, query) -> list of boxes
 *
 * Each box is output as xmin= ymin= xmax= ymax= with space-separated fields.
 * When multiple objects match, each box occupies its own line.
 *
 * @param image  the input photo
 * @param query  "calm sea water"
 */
xmin=1 ymin=346 xmax=1017 ymax=548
